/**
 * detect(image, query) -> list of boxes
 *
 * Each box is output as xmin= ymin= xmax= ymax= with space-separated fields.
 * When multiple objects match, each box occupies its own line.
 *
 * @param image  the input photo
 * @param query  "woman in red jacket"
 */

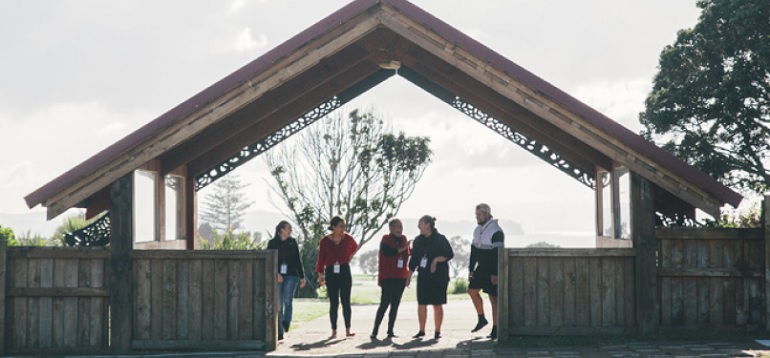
xmin=370 ymin=218 xmax=410 ymax=339
xmin=316 ymin=216 xmax=358 ymax=339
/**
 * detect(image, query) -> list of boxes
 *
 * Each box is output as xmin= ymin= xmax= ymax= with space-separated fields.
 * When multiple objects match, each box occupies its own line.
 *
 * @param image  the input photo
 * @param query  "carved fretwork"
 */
xmin=64 ymin=212 xmax=111 ymax=246
xmin=451 ymin=97 xmax=596 ymax=188
xmin=195 ymin=97 xmax=343 ymax=190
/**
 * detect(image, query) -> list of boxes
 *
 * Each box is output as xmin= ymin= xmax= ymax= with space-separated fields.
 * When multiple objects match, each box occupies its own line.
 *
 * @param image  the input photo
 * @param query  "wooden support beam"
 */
xmin=187 ymin=60 xmax=382 ymax=178
xmin=631 ymin=172 xmax=658 ymax=334
xmin=377 ymin=8 xmax=724 ymax=216
xmin=0 ymin=240 xmax=6 ymax=356
xmin=42 ymin=13 xmax=383 ymax=220
xmin=185 ymin=173 xmax=197 ymax=250
xmin=498 ymin=248 xmax=509 ymax=341
xmin=159 ymin=42 xmax=372 ymax=174
xmin=764 ymin=195 xmax=770 ymax=331
xmin=109 ymin=173 xmax=134 ymax=353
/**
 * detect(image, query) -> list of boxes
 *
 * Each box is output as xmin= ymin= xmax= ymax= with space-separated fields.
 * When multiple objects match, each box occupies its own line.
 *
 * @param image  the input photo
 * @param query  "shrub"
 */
xmin=15 ymin=230 xmax=59 ymax=247
xmin=0 ymin=224 xmax=15 ymax=245
xmin=450 ymin=278 xmax=468 ymax=294
xmin=199 ymin=229 xmax=265 ymax=250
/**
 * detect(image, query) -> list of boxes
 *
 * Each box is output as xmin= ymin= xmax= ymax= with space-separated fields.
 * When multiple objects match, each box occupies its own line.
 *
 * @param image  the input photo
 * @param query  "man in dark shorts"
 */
xmin=467 ymin=203 xmax=504 ymax=339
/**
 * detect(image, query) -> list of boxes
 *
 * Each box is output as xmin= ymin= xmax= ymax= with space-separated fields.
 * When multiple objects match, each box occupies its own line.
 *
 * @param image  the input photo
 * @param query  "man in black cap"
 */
xmin=467 ymin=203 xmax=504 ymax=339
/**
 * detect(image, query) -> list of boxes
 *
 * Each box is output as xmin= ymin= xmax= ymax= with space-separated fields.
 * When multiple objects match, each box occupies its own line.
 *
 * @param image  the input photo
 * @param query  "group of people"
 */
xmin=267 ymin=203 xmax=504 ymax=342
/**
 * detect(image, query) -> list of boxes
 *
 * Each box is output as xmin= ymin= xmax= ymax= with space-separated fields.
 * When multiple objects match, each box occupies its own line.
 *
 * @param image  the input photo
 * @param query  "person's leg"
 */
xmin=433 ymin=304 xmax=444 ymax=339
xmin=341 ymin=267 xmax=354 ymax=336
xmin=283 ymin=276 xmax=299 ymax=331
xmin=468 ymin=270 xmax=489 ymax=332
xmin=416 ymin=304 xmax=427 ymax=335
xmin=372 ymin=280 xmax=393 ymax=337
xmin=488 ymin=294 xmax=498 ymax=339
xmin=277 ymin=280 xmax=285 ymax=338
xmin=326 ymin=274 xmax=341 ymax=336
xmin=386 ymin=279 xmax=406 ymax=336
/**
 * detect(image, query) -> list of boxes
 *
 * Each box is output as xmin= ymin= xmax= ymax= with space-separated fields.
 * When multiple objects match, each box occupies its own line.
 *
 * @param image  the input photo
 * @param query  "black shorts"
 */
xmin=468 ymin=269 xmax=498 ymax=296
xmin=416 ymin=275 xmax=448 ymax=305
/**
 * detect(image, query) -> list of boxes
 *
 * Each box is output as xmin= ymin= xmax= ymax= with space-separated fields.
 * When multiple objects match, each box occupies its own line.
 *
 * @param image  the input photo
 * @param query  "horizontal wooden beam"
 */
xmin=7 ymin=248 xmax=110 ymax=259
xmin=130 ymin=250 xmax=274 ymax=260
xmin=657 ymin=268 xmax=762 ymax=278
xmin=131 ymin=340 xmax=265 ymax=351
xmin=507 ymin=248 xmax=636 ymax=257
xmin=656 ymin=227 xmax=763 ymax=240
xmin=7 ymin=287 xmax=108 ymax=297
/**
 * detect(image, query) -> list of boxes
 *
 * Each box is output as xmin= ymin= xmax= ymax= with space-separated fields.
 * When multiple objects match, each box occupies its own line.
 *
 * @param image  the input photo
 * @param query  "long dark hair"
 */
xmin=328 ymin=215 xmax=345 ymax=231
xmin=274 ymin=220 xmax=291 ymax=240
xmin=419 ymin=215 xmax=437 ymax=234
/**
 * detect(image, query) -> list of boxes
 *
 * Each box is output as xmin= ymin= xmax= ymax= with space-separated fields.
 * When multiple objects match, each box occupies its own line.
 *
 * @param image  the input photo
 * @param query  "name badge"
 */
xmin=397 ymin=257 xmax=404 ymax=268
xmin=333 ymin=263 xmax=341 ymax=274
xmin=420 ymin=256 xmax=428 ymax=268
xmin=280 ymin=263 xmax=288 ymax=275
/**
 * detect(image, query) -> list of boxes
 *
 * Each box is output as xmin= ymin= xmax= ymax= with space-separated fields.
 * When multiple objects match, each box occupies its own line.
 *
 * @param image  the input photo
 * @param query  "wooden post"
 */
xmin=264 ymin=250 xmax=278 ymax=351
xmin=110 ymin=173 xmax=134 ymax=353
xmin=631 ymin=173 xmax=657 ymax=334
xmin=497 ymin=247 xmax=510 ymax=340
xmin=185 ymin=173 xmax=197 ymax=250
xmin=0 ymin=239 xmax=6 ymax=355
xmin=762 ymin=195 xmax=770 ymax=331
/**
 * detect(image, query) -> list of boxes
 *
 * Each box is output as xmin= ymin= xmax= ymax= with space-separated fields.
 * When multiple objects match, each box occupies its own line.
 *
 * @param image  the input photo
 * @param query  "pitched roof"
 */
xmin=25 ymin=0 xmax=742 ymax=220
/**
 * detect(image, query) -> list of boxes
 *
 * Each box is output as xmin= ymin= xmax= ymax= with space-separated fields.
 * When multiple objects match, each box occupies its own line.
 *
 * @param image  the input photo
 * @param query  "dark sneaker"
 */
xmin=412 ymin=331 xmax=425 ymax=339
xmin=487 ymin=326 xmax=497 ymax=339
xmin=434 ymin=332 xmax=442 ymax=339
xmin=278 ymin=334 xmax=284 ymax=341
xmin=472 ymin=317 xmax=488 ymax=332
xmin=282 ymin=321 xmax=290 ymax=332
xmin=387 ymin=332 xmax=399 ymax=338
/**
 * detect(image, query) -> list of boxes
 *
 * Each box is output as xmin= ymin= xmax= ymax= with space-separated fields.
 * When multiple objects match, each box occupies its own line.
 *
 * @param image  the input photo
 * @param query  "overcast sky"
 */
xmin=0 ymin=1 xmax=704 ymax=241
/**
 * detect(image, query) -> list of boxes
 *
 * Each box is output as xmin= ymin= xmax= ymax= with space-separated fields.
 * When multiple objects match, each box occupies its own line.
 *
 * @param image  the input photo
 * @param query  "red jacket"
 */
xmin=315 ymin=233 xmax=358 ymax=273
xmin=377 ymin=234 xmax=410 ymax=285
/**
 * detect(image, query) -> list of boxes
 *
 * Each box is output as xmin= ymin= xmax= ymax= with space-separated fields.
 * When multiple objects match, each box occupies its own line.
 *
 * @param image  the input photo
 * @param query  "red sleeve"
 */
xmin=346 ymin=233 xmax=358 ymax=261
xmin=315 ymin=237 xmax=327 ymax=273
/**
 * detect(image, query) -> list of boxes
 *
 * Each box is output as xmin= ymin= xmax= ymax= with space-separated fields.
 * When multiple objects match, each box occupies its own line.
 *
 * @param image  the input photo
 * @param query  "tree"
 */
xmin=526 ymin=241 xmax=560 ymax=248
xmin=640 ymin=0 xmax=770 ymax=197
xmin=200 ymin=173 xmax=254 ymax=232
xmin=356 ymin=249 xmax=379 ymax=279
xmin=447 ymin=235 xmax=470 ymax=278
xmin=265 ymin=108 xmax=432 ymax=251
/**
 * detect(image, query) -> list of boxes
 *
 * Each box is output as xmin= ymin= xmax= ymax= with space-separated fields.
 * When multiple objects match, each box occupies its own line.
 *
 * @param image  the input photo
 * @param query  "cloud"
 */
xmin=218 ymin=27 xmax=269 ymax=54
xmin=571 ymin=79 xmax=651 ymax=132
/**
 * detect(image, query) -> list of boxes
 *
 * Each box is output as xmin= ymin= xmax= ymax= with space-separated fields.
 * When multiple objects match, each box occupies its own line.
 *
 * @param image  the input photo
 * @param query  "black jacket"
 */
xmin=408 ymin=230 xmax=454 ymax=282
xmin=267 ymin=237 xmax=305 ymax=278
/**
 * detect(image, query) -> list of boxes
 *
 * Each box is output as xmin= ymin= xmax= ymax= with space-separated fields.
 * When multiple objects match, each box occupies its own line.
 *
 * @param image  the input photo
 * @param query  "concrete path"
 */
xmin=268 ymin=299 xmax=770 ymax=357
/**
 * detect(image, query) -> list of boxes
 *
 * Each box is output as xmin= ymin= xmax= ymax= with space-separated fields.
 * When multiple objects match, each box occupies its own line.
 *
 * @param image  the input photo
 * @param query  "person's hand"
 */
xmin=300 ymin=278 xmax=306 ymax=289
xmin=468 ymin=271 xmax=474 ymax=281
xmin=406 ymin=274 xmax=412 ymax=288
xmin=430 ymin=259 xmax=438 ymax=273
xmin=318 ymin=275 xmax=325 ymax=287
xmin=491 ymin=275 xmax=498 ymax=286
xmin=277 ymin=274 xmax=284 ymax=283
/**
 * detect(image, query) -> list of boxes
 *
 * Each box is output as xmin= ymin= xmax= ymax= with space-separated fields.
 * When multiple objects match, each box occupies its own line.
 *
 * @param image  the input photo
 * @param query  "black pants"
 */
xmin=372 ymin=278 xmax=406 ymax=335
xmin=325 ymin=264 xmax=352 ymax=330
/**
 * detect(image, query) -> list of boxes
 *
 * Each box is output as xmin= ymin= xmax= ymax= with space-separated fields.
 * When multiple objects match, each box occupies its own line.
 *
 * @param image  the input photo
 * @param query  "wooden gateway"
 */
xmin=6 ymin=0 xmax=765 ymax=355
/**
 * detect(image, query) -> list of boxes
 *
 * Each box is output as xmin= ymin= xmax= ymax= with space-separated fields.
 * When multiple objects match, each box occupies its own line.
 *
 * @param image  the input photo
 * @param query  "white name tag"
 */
xmin=397 ymin=257 xmax=404 ymax=268
xmin=280 ymin=263 xmax=288 ymax=275
xmin=333 ymin=263 xmax=340 ymax=274
xmin=420 ymin=257 xmax=428 ymax=268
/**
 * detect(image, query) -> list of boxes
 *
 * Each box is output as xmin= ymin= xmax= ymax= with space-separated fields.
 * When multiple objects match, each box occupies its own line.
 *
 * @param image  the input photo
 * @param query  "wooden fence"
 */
xmin=131 ymin=250 xmax=277 ymax=351
xmin=1 ymin=243 xmax=110 ymax=356
xmin=0 ymin=242 xmax=278 ymax=356
xmin=657 ymin=227 xmax=764 ymax=329
xmin=499 ymin=248 xmax=636 ymax=337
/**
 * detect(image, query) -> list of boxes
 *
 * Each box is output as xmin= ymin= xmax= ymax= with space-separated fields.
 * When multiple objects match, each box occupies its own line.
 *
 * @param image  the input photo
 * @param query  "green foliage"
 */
xmin=447 ymin=235 xmax=470 ymax=278
xmin=355 ymin=249 xmax=378 ymax=278
xmin=265 ymin=107 xmax=432 ymax=251
xmin=0 ymin=224 xmax=15 ymax=245
xmin=52 ymin=212 xmax=89 ymax=246
xmin=199 ymin=229 xmax=265 ymax=250
xmin=450 ymin=278 xmax=468 ymax=294
xmin=296 ymin=218 xmax=325 ymax=298
xmin=703 ymin=204 xmax=761 ymax=228
xmin=14 ymin=231 xmax=60 ymax=247
xmin=640 ymin=0 xmax=770 ymax=196
xmin=526 ymin=241 xmax=561 ymax=248
xmin=200 ymin=173 xmax=254 ymax=232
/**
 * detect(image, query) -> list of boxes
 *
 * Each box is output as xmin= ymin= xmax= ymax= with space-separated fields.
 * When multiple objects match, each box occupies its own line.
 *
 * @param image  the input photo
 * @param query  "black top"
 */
xmin=380 ymin=234 xmax=405 ymax=257
xmin=469 ymin=231 xmax=505 ymax=275
xmin=408 ymin=230 xmax=454 ymax=282
xmin=267 ymin=237 xmax=305 ymax=279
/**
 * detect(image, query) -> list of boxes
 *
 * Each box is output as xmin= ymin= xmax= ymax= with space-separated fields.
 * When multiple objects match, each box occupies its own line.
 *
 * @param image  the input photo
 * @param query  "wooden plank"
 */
xmin=723 ymin=278 xmax=736 ymax=324
xmin=201 ymin=259 xmax=215 ymax=339
xmin=62 ymin=259 xmax=79 ymax=347
xmin=133 ymin=259 xmax=151 ymax=340
xmin=227 ymin=260 xmax=240 ymax=339
xmin=189 ymin=259 xmax=203 ymax=341
xmin=682 ymin=279 xmax=697 ymax=325
xmin=8 ymin=287 xmax=109 ymax=297
xmin=131 ymin=339 xmax=265 ymax=351
xmin=574 ymin=258 xmax=590 ymax=327
xmin=588 ymin=257 xmax=602 ymax=327
xmin=176 ymin=259 xmax=190 ymax=340
xmin=26 ymin=258 xmax=41 ymax=349
xmin=507 ymin=326 xmax=628 ymax=336
xmin=656 ymin=268 xmax=762 ymax=278
xmin=763 ymin=195 xmax=770 ymax=328
xmin=630 ymin=173 xmax=656 ymax=333
xmin=522 ymin=257 xmax=537 ymax=327
xmin=562 ymin=257 xmax=576 ymax=328
xmin=150 ymin=259 xmax=163 ymax=340
xmin=509 ymin=252 xmax=524 ymax=329
xmin=213 ymin=259 xmax=227 ymax=340
xmin=656 ymin=227 xmax=763 ymax=240
xmin=601 ymin=257 xmax=615 ymax=327
xmin=709 ymin=277 xmax=723 ymax=326
xmin=748 ymin=278 xmax=762 ymax=325
xmin=536 ymin=257 xmax=550 ymax=327
xmin=11 ymin=257 xmax=30 ymax=350
xmin=509 ymin=249 xmax=635 ymax=257
xmin=6 ymin=248 xmax=110 ymax=259
xmin=90 ymin=259 xmax=106 ymax=349
xmin=109 ymin=173 xmax=134 ymax=353
xmin=252 ymin=259 xmax=265 ymax=340
xmin=735 ymin=278 xmax=747 ymax=325
xmin=0 ymin=241 xmax=6 ymax=355
xmin=614 ymin=258 xmax=625 ymax=326
xmin=238 ymin=259 xmax=253 ymax=340
xmin=39 ymin=258 xmax=53 ymax=348
xmin=548 ymin=257 xmax=563 ymax=327
xmin=623 ymin=257 xmax=634 ymax=327
xmin=696 ymin=277 xmax=710 ymax=325
xmin=162 ymin=259 xmax=177 ymax=340
xmin=130 ymin=250 xmax=274 ymax=260
xmin=77 ymin=258 xmax=92 ymax=347
xmin=264 ymin=251 xmax=277 ymax=351
xmin=51 ymin=259 xmax=66 ymax=348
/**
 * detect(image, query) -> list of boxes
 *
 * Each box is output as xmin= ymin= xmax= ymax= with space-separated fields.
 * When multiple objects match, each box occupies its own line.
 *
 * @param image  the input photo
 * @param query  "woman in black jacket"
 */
xmin=267 ymin=221 xmax=306 ymax=341
xmin=407 ymin=215 xmax=454 ymax=340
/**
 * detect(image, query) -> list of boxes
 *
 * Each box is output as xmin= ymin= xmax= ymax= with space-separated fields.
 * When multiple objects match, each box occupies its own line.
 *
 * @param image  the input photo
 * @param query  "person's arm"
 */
xmin=380 ymin=241 xmax=399 ymax=256
xmin=315 ymin=237 xmax=326 ymax=275
xmin=292 ymin=239 xmax=305 ymax=280
xmin=469 ymin=245 xmax=478 ymax=274
xmin=407 ymin=238 xmax=420 ymax=272
xmin=490 ymin=231 xmax=504 ymax=283
xmin=347 ymin=234 xmax=359 ymax=262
